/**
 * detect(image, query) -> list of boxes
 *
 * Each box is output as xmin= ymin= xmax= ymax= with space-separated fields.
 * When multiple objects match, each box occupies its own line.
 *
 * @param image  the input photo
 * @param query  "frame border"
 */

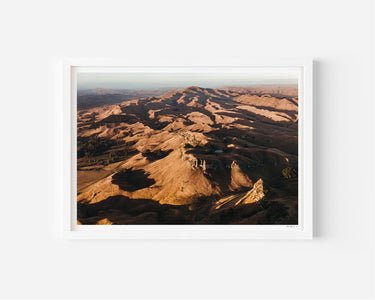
xmin=62 ymin=59 xmax=313 ymax=239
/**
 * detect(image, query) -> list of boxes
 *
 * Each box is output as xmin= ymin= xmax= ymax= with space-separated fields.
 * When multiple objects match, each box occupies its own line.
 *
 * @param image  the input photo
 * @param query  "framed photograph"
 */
xmin=62 ymin=59 xmax=313 ymax=239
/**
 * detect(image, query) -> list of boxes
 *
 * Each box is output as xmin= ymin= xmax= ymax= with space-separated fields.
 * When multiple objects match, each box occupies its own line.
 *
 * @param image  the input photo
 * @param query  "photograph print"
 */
xmin=76 ymin=67 xmax=300 ymax=225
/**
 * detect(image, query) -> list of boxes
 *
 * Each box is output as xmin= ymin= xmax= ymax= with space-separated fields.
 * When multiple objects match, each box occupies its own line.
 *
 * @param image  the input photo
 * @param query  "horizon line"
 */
xmin=77 ymin=83 xmax=298 ymax=92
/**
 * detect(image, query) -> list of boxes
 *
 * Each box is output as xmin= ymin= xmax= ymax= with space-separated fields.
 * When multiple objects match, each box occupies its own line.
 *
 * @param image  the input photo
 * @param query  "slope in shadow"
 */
xmin=112 ymin=168 xmax=155 ymax=192
xmin=142 ymin=149 xmax=173 ymax=161
xmin=77 ymin=195 xmax=194 ymax=224
xmin=77 ymin=193 xmax=296 ymax=225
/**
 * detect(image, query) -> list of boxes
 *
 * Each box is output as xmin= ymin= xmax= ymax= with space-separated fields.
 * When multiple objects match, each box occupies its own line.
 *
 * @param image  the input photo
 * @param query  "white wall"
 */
xmin=0 ymin=0 xmax=373 ymax=299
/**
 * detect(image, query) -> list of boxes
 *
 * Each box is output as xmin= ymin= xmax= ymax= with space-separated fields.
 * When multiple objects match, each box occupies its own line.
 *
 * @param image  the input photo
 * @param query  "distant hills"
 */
xmin=77 ymin=85 xmax=298 ymax=110
xmin=77 ymin=88 xmax=178 ymax=109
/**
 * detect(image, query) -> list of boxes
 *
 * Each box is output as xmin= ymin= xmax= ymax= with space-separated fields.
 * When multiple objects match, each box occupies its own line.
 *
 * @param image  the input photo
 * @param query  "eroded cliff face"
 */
xmin=241 ymin=179 xmax=265 ymax=204
xmin=214 ymin=178 xmax=265 ymax=210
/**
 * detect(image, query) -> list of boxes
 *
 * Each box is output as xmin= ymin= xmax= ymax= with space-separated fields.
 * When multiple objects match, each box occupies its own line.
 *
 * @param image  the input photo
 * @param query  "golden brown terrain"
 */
xmin=77 ymin=85 xmax=298 ymax=225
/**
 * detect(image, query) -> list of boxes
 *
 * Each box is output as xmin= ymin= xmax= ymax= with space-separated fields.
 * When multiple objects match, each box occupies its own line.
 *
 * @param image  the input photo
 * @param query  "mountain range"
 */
xmin=77 ymin=85 xmax=298 ymax=224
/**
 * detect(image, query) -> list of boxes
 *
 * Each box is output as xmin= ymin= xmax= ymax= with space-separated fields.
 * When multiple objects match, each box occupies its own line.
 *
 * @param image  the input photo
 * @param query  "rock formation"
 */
xmin=235 ymin=178 xmax=265 ymax=205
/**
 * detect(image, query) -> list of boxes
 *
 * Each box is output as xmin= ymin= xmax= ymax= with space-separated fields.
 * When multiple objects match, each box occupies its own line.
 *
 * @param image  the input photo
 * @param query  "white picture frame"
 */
xmin=61 ymin=59 xmax=313 ymax=239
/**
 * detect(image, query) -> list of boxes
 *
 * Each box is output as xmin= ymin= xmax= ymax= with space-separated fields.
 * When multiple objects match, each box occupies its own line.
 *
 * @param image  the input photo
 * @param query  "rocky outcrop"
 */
xmin=188 ymin=157 xmax=207 ymax=171
xmin=240 ymin=179 xmax=265 ymax=204
xmin=177 ymin=131 xmax=201 ymax=146
xmin=215 ymin=178 xmax=265 ymax=209
xmin=182 ymin=155 xmax=222 ymax=173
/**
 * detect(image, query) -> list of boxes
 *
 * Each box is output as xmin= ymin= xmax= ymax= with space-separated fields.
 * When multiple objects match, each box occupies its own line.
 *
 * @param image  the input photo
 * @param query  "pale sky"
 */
xmin=77 ymin=70 xmax=299 ymax=90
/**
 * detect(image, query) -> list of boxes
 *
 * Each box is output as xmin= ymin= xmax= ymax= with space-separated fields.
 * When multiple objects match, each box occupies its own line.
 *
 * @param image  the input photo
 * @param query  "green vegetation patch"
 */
xmin=281 ymin=167 xmax=298 ymax=179
xmin=77 ymin=136 xmax=116 ymax=158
